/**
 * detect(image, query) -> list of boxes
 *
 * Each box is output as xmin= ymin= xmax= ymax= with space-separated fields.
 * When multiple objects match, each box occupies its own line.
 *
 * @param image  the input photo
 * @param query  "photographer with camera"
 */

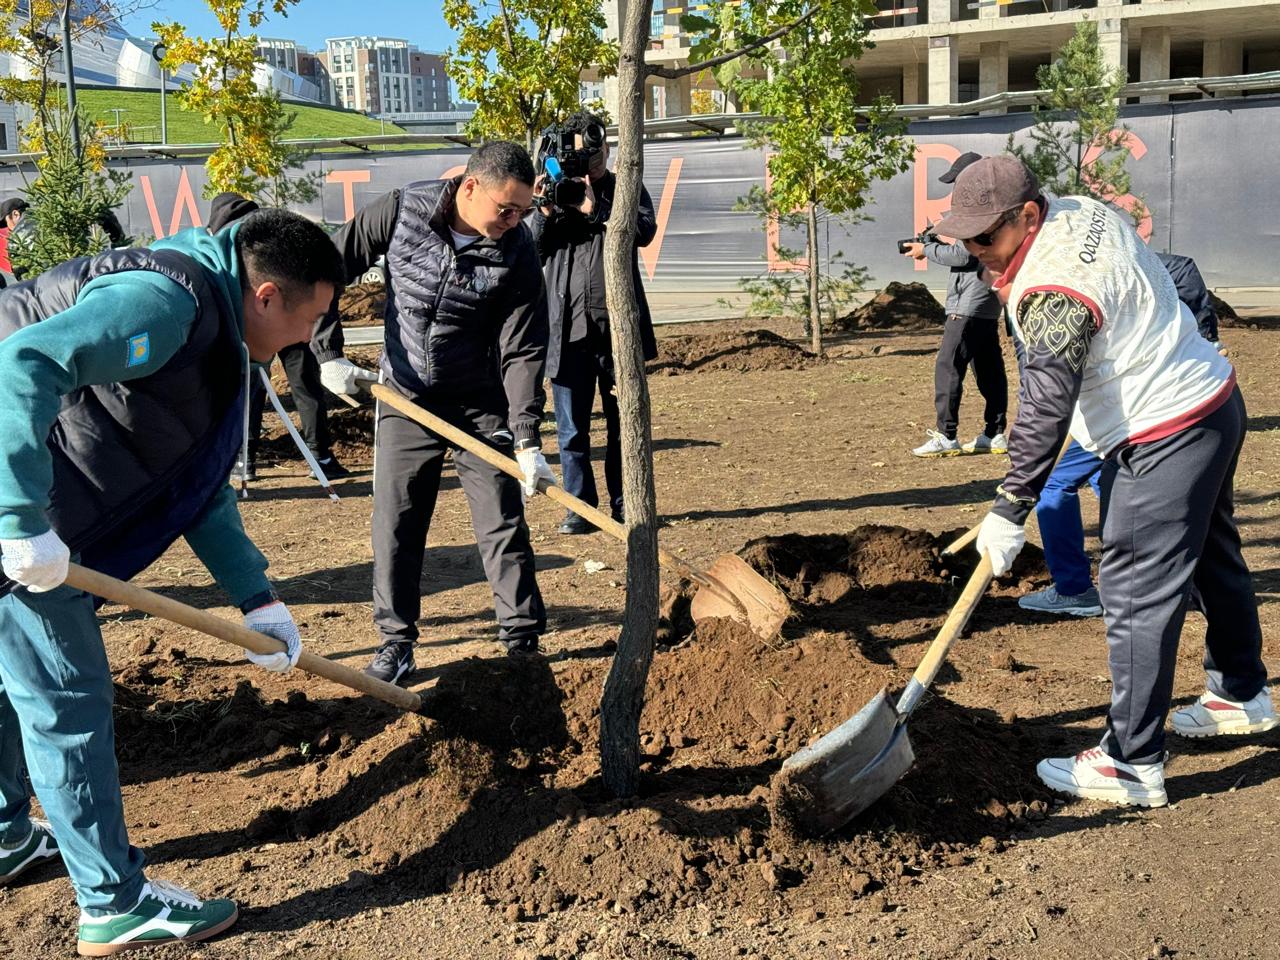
xmin=902 ymin=151 xmax=1009 ymax=459
xmin=530 ymin=111 xmax=658 ymax=533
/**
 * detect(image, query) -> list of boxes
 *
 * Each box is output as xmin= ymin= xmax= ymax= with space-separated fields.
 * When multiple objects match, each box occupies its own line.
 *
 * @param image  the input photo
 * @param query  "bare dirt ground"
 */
xmin=4 ymin=312 xmax=1280 ymax=960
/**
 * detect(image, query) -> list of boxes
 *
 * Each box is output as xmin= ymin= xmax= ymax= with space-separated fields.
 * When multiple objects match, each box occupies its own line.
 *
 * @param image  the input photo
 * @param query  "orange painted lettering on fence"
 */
xmin=327 ymin=169 xmax=372 ymax=221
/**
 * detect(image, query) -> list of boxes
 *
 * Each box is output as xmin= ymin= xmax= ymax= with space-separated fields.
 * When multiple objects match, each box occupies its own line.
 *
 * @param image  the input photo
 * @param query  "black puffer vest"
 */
xmin=382 ymin=178 xmax=538 ymax=396
xmin=0 ymin=247 xmax=245 ymax=584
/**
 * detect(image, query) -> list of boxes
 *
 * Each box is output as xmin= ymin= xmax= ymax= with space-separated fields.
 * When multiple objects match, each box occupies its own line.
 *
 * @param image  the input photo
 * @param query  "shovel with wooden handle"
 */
xmin=63 ymin=563 xmax=423 ymax=714
xmin=368 ymin=383 xmax=792 ymax=641
xmin=772 ymin=554 xmax=994 ymax=833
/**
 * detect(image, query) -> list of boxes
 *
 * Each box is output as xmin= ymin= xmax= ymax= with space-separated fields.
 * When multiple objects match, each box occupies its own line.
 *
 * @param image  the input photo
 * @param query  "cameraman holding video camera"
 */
xmin=530 ymin=111 xmax=658 ymax=533
xmin=902 ymin=151 xmax=1009 ymax=459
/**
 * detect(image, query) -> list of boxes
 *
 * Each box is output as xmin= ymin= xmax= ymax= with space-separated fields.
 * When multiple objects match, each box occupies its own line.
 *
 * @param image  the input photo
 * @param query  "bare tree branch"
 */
xmin=646 ymin=6 xmax=820 ymax=80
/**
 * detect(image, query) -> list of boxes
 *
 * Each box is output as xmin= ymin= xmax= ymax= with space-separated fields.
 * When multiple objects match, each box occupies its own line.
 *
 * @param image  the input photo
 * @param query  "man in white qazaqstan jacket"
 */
xmin=937 ymin=156 xmax=1273 ymax=809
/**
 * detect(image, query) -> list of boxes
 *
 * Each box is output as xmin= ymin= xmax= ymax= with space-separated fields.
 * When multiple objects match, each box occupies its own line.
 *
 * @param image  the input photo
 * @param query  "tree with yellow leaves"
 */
xmin=154 ymin=0 xmax=320 ymax=203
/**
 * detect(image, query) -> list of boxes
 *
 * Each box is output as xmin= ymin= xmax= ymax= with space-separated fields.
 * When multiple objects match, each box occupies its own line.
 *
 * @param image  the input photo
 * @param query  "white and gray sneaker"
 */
xmin=962 ymin=432 xmax=1008 ymax=455
xmin=1036 ymin=746 xmax=1167 ymax=807
xmin=1019 ymin=585 xmax=1104 ymax=617
xmin=1172 ymin=687 xmax=1278 ymax=739
xmin=912 ymin=430 xmax=960 ymax=458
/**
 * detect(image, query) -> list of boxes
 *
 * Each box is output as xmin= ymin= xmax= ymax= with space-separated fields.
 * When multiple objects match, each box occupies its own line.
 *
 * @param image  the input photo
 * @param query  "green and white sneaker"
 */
xmin=0 ymin=818 xmax=59 ymax=885
xmin=77 ymin=879 xmax=239 ymax=956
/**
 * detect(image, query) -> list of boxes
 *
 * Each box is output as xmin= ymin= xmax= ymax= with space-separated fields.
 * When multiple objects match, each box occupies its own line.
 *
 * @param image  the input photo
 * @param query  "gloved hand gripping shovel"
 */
xmin=368 ymin=383 xmax=792 ymax=641
xmin=63 ymin=563 xmax=423 ymax=713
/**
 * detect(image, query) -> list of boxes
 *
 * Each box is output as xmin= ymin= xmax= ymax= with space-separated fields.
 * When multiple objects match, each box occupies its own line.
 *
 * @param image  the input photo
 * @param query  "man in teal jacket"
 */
xmin=0 ymin=209 xmax=343 ymax=956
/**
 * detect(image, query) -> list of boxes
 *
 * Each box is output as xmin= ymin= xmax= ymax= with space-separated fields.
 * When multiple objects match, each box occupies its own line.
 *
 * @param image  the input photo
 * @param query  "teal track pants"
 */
xmin=0 ymin=581 xmax=145 ymax=913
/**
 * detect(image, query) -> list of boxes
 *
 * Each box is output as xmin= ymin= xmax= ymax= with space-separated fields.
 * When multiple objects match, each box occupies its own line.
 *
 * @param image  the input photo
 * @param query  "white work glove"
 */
xmin=976 ymin=512 xmax=1026 ymax=578
xmin=514 ymin=446 xmax=557 ymax=500
xmin=1 ymin=530 xmax=70 ymax=592
xmin=243 ymin=601 xmax=303 ymax=673
xmin=319 ymin=357 xmax=375 ymax=396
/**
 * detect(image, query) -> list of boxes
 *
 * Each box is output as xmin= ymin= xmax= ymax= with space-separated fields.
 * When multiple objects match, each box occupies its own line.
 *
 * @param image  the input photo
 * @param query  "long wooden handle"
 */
xmin=369 ymin=383 xmax=716 ymax=589
xmin=64 ymin=563 xmax=422 ymax=714
xmin=940 ymin=434 xmax=1076 ymax=557
xmin=895 ymin=554 xmax=993 ymax=719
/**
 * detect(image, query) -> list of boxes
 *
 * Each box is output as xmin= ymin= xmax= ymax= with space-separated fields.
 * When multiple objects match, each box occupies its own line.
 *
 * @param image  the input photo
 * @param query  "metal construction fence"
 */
xmin=0 ymin=94 xmax=1276 ymax=291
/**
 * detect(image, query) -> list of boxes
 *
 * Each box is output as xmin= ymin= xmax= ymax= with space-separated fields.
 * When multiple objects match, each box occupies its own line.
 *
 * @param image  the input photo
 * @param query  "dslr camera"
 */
xmin=535 ymin=118 xmax=606 ymax=209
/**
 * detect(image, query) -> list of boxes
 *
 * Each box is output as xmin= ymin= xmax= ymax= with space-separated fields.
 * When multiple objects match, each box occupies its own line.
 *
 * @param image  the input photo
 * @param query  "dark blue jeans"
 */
xmin=552 ymin=358 xmax=622 ymax=518
xmin=1039 ymin=440 xmax=1104 ymax=596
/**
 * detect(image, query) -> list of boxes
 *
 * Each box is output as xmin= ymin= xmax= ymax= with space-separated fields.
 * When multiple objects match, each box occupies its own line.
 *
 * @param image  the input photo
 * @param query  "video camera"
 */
xmin=897 ymin=221 xmax=937 ymax=254
xmin=535 ymin=119 xmax=607 ymax=209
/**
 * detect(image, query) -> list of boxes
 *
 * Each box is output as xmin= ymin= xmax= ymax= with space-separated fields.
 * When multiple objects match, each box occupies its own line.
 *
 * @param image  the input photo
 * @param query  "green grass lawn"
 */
xmin=77 ymin=88 xmax=404 ymax=145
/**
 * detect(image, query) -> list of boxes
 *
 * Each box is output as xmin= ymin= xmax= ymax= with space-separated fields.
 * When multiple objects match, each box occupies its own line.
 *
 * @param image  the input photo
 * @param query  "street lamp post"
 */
xmin=60 ymin=1 xmax=81 ymax=156
xmin=152 ymin=43 xmax=168 ymax=145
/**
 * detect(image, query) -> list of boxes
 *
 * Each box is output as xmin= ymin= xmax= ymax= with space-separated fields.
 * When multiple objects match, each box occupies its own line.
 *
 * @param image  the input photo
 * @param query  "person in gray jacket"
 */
xmin=903 ymin=152 xmax=1009 ymax=458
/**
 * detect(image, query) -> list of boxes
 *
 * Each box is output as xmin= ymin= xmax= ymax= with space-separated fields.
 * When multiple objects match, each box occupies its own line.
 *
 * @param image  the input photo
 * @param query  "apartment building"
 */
xmin=256 ymin=38 xmax=300 ymax=74
xmin=321 ymin=37 xmax=450 ymax=117
xmin=598 ymin=0 xmax=1280 ymax=116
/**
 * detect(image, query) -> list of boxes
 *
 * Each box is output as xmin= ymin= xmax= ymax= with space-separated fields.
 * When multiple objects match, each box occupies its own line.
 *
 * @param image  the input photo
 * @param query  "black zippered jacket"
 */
xmin=312 ymin=177 xmax=548 ymax=444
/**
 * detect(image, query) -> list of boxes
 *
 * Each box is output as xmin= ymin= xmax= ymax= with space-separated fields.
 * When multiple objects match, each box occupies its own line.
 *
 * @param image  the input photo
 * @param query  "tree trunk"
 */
xmin=598 ymin=0 xmax=661 ymax=799
xmin=807 ymin=200 xmax=822 ymax=356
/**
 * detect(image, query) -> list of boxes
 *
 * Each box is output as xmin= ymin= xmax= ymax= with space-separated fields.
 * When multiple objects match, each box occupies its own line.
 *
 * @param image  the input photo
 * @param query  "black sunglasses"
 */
xmin=969 ymin=208 xmax=1021 ymax=247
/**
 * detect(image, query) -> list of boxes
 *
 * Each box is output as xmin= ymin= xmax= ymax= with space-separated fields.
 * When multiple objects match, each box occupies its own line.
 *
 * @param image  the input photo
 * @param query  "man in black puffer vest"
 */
xmin=0 ymin=211 xmax=344 ymax=954
xmin=314 ymin=141 xmax=553 ymax=682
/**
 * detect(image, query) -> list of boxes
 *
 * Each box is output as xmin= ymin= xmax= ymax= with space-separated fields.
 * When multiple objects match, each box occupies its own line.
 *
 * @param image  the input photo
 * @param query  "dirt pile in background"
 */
xmin=649 ymin=330 xmax=819 ymax=376
xmin=340 ymin=282 xmax=386 ymax=327
xmin=108 ymin=525 xmax=1055 ymax=917
xmin=835 ymin=282 xmax=946 ymax=332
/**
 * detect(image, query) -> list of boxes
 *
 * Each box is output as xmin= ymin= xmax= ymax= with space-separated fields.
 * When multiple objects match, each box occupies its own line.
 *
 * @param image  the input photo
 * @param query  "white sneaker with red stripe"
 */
xmin=1172 ymin=687 xmax=1277 ymax=739
xmin=1036 ymin=746 xmax=1167 ymax=807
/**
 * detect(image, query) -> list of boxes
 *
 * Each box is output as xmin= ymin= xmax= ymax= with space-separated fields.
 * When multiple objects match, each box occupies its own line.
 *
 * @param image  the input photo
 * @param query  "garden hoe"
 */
xmin=772 ymin=554 xmax=993 ymax=833
xmin=63 ymin=563 xmax=423 ymax=714
xmin=368 ymin=383 xmax=792 ymax=641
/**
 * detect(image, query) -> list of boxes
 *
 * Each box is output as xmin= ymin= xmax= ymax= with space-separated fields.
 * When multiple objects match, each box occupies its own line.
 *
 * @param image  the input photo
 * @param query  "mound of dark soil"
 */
xmin=835 ymin=282 xmax=946 ymax=332
xmin=107 ymin=525 xmax=1056 ymax=917
xmin=340 ymin=282 xmax=386 ymax=327
xmin=648 ymin=330 xmax=819 ymax=376
xmin=1210 ymin=291 xmax=1239 ymax=327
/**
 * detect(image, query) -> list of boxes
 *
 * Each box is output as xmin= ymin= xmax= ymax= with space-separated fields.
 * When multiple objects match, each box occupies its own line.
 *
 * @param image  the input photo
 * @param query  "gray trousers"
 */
xmin=371 ymin=398 xmax=545 ymax=648
xmin=1098 ymin=387 xmax=1265 ymax=764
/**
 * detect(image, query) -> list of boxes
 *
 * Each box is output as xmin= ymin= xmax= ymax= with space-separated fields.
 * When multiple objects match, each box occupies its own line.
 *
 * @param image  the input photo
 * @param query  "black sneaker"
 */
xmin=315 ymin=455 xmax=350 ymax=479
xmin=364 ymin=642 xmax=415 ymax=685
xmin=500 ymin=636 xmax=540 ymax=657
xmin=558 ymin=513 xmax=595 ymax=535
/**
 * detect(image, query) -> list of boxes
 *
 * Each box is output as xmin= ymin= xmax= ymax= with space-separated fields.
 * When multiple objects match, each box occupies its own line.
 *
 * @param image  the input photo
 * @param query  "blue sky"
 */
xmin=123 ymin=0 xmax=456 ymax=54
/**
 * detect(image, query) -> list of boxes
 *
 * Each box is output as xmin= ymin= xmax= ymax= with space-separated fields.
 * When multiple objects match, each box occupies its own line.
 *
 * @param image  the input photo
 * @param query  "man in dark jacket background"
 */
xmin=206 ymin=193 xmax=347 ymax=481
xmin=315 ymin=141 xmax=554 ymax=682
xmin=903 ymin=151 xmax=1009 ymax=458
xmin=530 ymin=111 xmax=657 ymax=533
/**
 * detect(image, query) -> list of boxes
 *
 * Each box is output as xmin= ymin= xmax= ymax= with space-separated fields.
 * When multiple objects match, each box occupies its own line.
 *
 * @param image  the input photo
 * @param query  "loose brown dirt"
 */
xmin=6 ymin=316 xmax=1280 ymax=960
xmin=340 ymin=282 xmax=387 ymax=327
xmin=835 ymin=281 xmax=947 ymax=332
xmin=647 ymin=330 xmax=819 ymax=376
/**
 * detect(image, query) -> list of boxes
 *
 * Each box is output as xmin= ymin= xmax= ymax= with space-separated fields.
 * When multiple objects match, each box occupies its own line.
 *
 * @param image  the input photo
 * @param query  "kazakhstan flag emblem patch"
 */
xmin=126 ymin=333 xmax=150 ymax=367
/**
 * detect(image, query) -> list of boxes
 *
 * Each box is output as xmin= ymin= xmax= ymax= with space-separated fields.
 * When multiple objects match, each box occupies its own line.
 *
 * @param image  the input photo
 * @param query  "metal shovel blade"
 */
xmin=688 ymin=553 xmax=791 ymax=640
xmin=771 ymin=688 xmax=915 ymax=834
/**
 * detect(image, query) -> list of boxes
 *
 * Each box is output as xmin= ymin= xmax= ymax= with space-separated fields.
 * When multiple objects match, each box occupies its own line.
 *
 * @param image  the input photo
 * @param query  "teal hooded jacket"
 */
xmin=0 ymin=226 xmax=272 ymax=606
